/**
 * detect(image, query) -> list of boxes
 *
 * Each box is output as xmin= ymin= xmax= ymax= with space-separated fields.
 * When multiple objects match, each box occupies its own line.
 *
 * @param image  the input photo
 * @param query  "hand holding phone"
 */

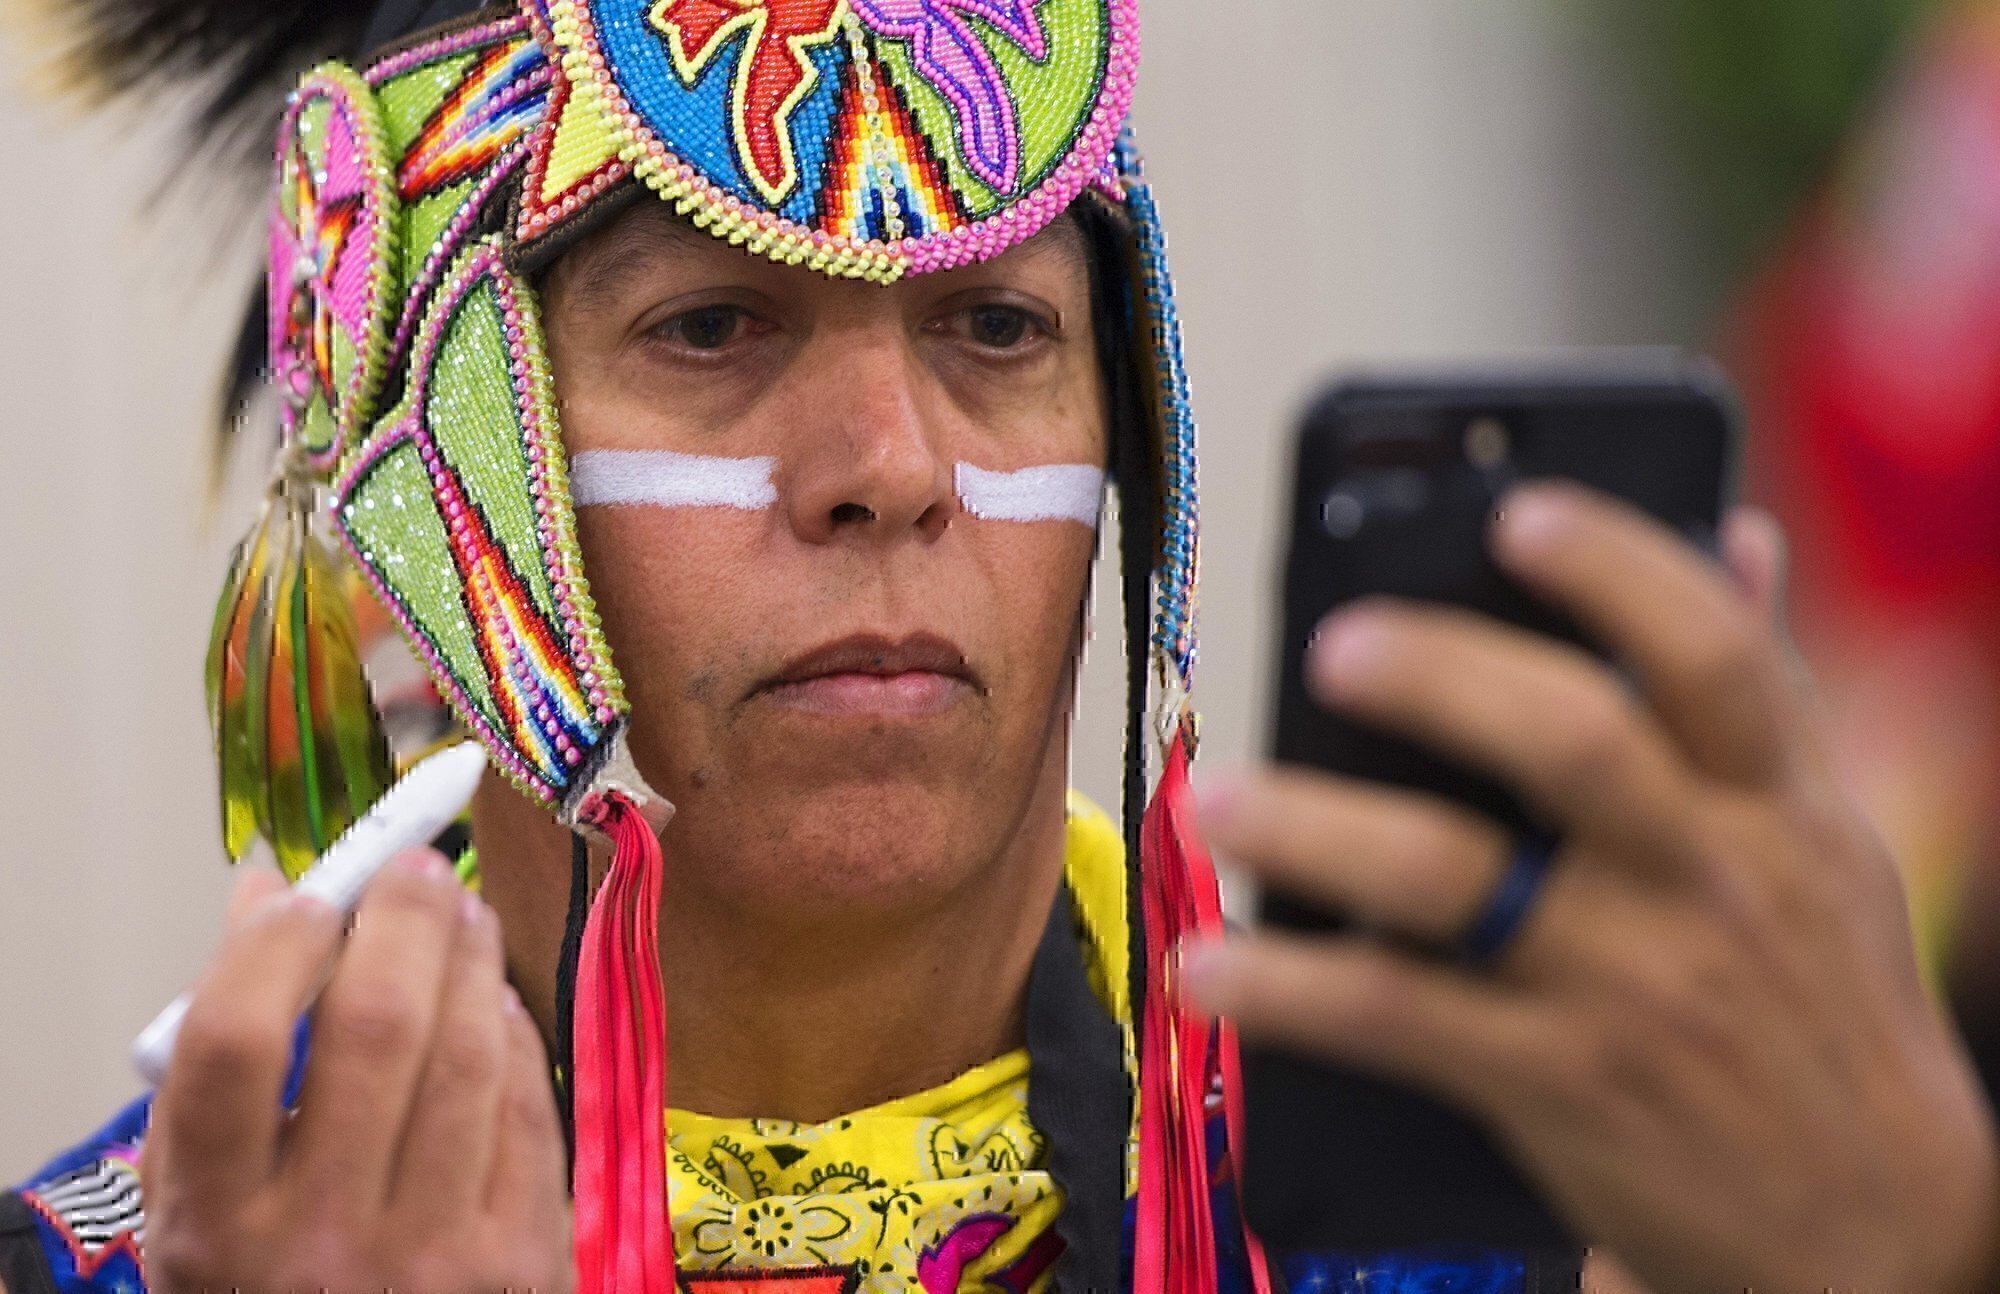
xmin=1194 ymin=364 xmax=1996 ymax=1293
xmin=1242 ymin=358 xmax=1737 ymax=1256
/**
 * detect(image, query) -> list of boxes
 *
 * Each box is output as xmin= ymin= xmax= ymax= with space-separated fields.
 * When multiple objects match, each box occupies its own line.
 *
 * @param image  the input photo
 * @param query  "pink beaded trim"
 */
xmin=272 ymin=66 xmax=400 ymax=473
xmin=364 ymin=12 xmax=533 ymax=86
xmin=335 ymin=236 xmax=626 ymax=807
xmin=548 ymin=0 xmax=1140 ymax=283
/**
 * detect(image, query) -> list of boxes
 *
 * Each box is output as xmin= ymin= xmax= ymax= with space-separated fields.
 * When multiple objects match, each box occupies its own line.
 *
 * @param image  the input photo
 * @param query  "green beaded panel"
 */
xmin=336 ymin=236 xmax=622 ymax=808
xmin=377 ymin=54 xmax=481 ymax=148
xmin=428 ymin=287 xmax=561 ymax=625
xmin=341 ymin=438 xmax=504 ymax=737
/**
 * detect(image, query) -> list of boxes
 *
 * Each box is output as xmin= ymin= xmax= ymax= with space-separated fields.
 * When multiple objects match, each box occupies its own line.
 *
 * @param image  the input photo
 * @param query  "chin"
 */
xmin=629 ymin=669 xmax=1056 ymax=924
xmin=669 ymin=772 xmax=1018 ymax=922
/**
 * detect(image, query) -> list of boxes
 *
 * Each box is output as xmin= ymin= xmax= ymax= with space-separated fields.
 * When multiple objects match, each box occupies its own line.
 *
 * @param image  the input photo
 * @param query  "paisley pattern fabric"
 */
xmin=666 ymin=1052 xmax=1062 ymax=1291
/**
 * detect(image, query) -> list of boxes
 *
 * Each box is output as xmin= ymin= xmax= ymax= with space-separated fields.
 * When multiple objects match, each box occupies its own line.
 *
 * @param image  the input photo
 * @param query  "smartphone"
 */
xmin=1242 ymin=356 xmax=1742 ymax=1260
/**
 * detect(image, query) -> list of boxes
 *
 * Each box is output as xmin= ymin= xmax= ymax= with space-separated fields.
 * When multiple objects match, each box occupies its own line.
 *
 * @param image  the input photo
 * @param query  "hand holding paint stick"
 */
xmin=131 ymin=742 xmax=489 ymax=1085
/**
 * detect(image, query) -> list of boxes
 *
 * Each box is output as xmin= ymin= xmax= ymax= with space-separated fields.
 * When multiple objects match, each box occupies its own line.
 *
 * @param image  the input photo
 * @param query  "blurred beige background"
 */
xmin=0 ymin=0 xmax=1697 ymax=1177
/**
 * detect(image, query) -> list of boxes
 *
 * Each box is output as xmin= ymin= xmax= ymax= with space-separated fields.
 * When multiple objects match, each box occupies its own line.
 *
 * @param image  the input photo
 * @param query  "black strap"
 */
xmin=1074 ymin=195 xmax=1155 ymax=1035
xmin=1024 ymin=885 xmax=1128 ymax=1293
xmin=554 ymin=830 xmax=591 ymax=1169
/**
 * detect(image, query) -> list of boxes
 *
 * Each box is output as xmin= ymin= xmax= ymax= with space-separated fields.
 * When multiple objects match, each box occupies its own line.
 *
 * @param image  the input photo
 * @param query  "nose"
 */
xmin=781 ymin=326 xmax=955 ymax=546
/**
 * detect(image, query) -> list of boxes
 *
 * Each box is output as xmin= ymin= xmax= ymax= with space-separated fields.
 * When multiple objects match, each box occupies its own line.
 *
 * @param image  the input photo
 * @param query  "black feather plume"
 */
xmin=31 ymin=0 xmax=499 ymax=478
xmin=42 ymin=0 xmax=379 ymax=172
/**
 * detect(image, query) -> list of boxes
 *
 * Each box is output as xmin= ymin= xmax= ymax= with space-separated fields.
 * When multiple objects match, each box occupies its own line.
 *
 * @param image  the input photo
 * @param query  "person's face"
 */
xmin=540 ymin=207 xmax=1107 ymax=921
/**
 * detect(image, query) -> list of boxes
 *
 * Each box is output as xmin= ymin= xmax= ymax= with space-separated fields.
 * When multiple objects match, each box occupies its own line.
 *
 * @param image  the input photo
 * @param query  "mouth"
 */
xmin=754 ymin=633 xmax=979 ymax=718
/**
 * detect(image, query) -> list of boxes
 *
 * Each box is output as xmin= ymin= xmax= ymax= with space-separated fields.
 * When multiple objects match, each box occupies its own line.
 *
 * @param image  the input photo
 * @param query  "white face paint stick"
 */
xmin=570 ymin=449 xmax=778 ymax=511
xmin=130 ymin=743 xmax=490 ymax=1087
xmin=955 ymin=463 xmax=1105 ymax=527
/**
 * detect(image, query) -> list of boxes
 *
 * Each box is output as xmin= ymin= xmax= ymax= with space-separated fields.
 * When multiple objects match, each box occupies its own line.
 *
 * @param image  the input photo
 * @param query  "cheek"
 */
xmin=570 ymin=506 xmax=775 ymax=705
xmin=964 ymin=520 xmax=1097 ymax=684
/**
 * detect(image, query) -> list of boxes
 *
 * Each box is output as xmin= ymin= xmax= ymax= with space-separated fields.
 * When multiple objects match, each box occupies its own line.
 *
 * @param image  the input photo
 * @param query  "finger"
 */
xmin=1199 ymin=764 xmax=1509 ymax=944
xmin=1180 ymin=931 xmax=1556 ymax=1121
xmin=486 ymin=986 xmax=569 ymax=1232
xmin=285 ymin=849 xmax=465 ymax=1212
xmin=1729 ymin=510 xmax=1852 ymax=782
xmin=1720 ymin=506 xmax=1788 ymax=632
xmin=1492 ymin=483 xmax=1799 ymax=786
xmin=151 ymin=889 xmax=344 ymax=1205
xmin=1310 ymin=602 xmax=1695 ymax=870
xmin=389 ymin=892 xmax=510 ymax=1228
xmin=224 ymin=857 xmax=289 ymax=932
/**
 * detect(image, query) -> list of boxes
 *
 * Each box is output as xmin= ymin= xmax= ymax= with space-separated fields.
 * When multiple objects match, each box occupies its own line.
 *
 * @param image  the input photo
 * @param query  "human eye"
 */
xmin=933 ymin=298 xmax=1057 ymax=356
xmin=643 ymin=302 xmax=769 ymax=355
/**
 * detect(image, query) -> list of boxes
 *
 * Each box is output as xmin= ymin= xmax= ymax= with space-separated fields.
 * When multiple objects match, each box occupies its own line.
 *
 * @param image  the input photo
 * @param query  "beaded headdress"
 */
xmin=57 ymin=0 xmax=1258 ymax=1288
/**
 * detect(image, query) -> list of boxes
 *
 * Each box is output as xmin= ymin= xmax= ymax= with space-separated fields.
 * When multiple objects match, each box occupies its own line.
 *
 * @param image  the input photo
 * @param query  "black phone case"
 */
xmin=1243 ymin=361 xmax=1739 ymax=1259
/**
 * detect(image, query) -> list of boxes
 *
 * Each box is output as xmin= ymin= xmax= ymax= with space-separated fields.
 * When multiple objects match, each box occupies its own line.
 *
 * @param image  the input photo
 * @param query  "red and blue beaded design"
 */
xmin=519 ymin=0 xmax=1138 ymax=281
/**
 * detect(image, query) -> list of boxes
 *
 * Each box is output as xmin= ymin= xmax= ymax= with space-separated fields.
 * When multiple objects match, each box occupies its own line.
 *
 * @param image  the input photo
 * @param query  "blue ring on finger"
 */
xmin=1459 ymin=831 xmax=1561 ymax=967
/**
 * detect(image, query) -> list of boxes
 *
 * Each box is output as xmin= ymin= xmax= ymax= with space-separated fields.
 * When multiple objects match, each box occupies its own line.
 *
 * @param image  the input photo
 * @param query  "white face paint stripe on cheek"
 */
xmin=569 ymin=449 xmax=779 ymax=510
xmin=954 ymin=464 xmax=1106 ymax=527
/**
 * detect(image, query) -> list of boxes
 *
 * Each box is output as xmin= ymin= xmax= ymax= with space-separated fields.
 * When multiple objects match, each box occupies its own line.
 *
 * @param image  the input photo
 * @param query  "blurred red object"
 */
xmin=1736 ymin=1 xmax=2000 ymax=1009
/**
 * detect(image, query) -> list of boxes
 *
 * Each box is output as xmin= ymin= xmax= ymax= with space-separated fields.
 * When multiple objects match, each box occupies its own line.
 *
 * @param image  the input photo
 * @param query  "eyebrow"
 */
xmin=555 ymin=202 xmax=1091 ymax=315
xmin=556 ymin=205 xmax=718 ymax=317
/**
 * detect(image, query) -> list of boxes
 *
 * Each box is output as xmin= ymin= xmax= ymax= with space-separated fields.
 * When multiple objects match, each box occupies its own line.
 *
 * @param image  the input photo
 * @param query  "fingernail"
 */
xmin=1495 ymin=484 xmax=1572 ymax=553
xmin=1176 ymin=938 xmax=1235 ymax=1015
xmin=1313 ymin=611 xmax=1390 ymax=695
xmin=395 ymin=849 xmax=450 ymax=881
xmin=1194 ymin=771 xmax=1246 ymax=833
xmin=284 ymin=888 xmax=340 ymax=919
xmin=244 ymin=887 xmax=293 ymax=923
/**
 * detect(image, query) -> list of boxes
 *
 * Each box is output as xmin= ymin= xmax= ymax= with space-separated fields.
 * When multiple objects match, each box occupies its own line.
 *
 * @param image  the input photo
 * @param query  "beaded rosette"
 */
xmin=210 ymin=1 xmax=1235 ymax=1289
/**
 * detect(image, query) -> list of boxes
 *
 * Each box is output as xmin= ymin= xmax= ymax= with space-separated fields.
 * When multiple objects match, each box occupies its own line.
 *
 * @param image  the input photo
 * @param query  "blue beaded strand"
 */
xmin=1115 ymin=133 xmax=1199 ymax=692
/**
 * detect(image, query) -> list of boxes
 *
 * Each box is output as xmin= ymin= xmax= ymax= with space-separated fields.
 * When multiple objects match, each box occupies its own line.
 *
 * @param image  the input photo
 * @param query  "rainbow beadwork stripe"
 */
xmin=397 ymin=36 xmax=552 ymax=201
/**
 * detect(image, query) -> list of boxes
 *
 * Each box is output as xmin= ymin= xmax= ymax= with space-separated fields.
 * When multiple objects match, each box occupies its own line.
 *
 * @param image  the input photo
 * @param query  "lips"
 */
xmin=755 ymin=633 xmax=978 ymax=717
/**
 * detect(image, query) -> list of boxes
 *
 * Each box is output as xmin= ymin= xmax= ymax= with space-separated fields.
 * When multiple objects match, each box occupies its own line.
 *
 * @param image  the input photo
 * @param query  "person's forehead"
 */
xmin=553 ymin=202 xmax=1093 ymax=315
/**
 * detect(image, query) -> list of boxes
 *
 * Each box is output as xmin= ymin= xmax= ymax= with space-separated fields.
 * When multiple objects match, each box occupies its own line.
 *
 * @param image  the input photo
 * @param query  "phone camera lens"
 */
xmin=1322 ymin=491 xmax=1366 ymax=539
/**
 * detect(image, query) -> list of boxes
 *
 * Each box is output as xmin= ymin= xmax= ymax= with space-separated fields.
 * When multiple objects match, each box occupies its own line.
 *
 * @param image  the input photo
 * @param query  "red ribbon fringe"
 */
xmin=571 ymin=795 xmax=676 ymax=1294
xmin=1135 ymin=738 xmax=1273 ymax=1294
xmin=564 ymin=752 xmax=1270 ymax=1293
